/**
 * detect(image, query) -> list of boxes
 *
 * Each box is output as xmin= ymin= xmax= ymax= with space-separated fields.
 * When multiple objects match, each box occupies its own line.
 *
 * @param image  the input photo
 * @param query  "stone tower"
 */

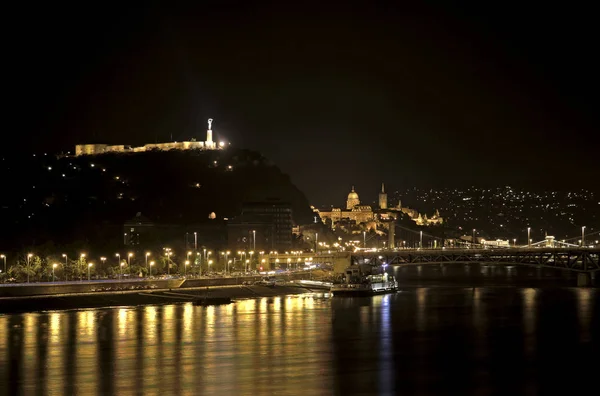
xmin=379 ymin=183 xmax=388 ymax=210
xmin=346 ymin=186 xmax=360 ymax=210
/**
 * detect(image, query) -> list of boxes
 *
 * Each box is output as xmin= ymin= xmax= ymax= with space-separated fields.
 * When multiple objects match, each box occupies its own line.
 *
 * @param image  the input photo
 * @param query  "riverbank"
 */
xmin=0 ymin=283 xmax=329 ymax=314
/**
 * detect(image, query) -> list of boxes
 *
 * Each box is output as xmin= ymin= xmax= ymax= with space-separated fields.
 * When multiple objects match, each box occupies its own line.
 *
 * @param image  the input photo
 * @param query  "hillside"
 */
xmin=0 ymin=148 xmax=313 ymax=252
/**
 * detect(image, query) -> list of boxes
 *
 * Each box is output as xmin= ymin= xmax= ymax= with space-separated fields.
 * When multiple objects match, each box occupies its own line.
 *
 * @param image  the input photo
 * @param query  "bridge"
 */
xmin=348 ymin=247 xmax=600 ymax=286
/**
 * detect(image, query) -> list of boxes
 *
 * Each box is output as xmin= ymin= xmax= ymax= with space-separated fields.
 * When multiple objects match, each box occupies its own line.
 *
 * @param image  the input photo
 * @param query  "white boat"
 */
xmin=331 ymin=264 xmax=398 ymax=296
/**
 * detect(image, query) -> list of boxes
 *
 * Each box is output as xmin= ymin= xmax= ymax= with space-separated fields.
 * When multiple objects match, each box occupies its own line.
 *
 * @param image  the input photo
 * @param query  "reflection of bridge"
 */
xmin=348 ymin=248 xmax=600 ymax=286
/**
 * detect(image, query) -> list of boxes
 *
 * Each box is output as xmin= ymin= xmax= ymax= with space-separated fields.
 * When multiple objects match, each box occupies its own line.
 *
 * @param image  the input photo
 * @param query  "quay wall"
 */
xmin=0 ymin=271 xmax=322 ymax=298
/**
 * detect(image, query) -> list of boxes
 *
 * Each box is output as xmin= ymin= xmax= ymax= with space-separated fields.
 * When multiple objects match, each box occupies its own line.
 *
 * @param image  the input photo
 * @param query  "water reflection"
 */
xmin=0 ymin=288 xmax=598 ymax=395
xmin=574 ymin=288 xmax=594 ymax=343
xmin=522 ymin=288 xmax=537 ymax=358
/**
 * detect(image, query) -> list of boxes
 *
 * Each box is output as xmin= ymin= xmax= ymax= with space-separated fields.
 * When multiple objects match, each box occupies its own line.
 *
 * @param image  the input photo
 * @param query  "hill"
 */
xmin=0 ymin=148 xmax=313 ymax=253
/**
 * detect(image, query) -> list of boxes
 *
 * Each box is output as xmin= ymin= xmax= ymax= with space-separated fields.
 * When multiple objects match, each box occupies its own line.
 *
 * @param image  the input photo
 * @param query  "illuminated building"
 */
xmin=75 ymin=118 xmax=225 ymax=156
xmin=314 ymin=185 xmax=443 ymax=229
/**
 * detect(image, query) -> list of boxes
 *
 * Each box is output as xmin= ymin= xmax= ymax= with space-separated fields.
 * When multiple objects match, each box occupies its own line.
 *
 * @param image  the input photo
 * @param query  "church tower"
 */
xmin=379 ymin=183 xmax=388 ymax=209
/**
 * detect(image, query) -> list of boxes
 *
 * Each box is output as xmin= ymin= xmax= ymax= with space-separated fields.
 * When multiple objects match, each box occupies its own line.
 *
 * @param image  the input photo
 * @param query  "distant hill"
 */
xmin=0 ymin=148 xmax=313 ymax=252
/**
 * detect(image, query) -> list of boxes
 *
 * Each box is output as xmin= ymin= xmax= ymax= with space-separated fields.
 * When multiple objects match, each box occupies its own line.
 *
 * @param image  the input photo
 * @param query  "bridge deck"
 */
xmin=350 ymin=248 xmax=600 ymax=273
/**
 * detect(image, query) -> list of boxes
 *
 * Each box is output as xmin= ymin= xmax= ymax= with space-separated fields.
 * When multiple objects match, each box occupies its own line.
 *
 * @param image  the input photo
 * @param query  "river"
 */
xmin=0 ymin=264 xmax=598 ymax=395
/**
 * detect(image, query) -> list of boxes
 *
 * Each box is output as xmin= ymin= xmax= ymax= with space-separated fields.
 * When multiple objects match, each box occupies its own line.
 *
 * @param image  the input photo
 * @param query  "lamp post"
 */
xmin=184 ymin=260 xmax=189 ymax=276
xmin=513 ymin=238 xmax=516 ymax=248
xmin=62 ymin=254 xmax=68 ymax=281
xmin=253 ymin=230 xmax=256 ymax=251
xmin=149 ymin=261 xmax=155 ymax=277
xmin=208 ymin=259 xmax=213 ymax=272
xmin=363 ymin=231 xmax=366 ymax=249
xmin=194 ymin=232 xmax=197 ymax=251
xmin=120 ymin=262 xmax=125 ymax=280
xmin=87 ymin=263 xmax=93 ymax=281
xmin=27 ymin=253 xmax=33 ymax=283
xmin=128 ymin=253 xmax=133 ymax=276
xmin=0 ymin=254 xmax=5 ymax=274
xmin=145 ymin=252 xmax=150 ymax=274
xmin=420 ymin=231 xmax=423 ymax=249
xmin=472 ymin=229 xmax=476 ymax=248
xmin=166 ymin=252 xmax=172 ymax=275
xmin=225 ymin=251 xmax=230 ymax=274
xmin=52 ymin=263 xmax=57 ymax=282
xmin=79 ymin=253 xmax=86 ymax=281
xmin=527 ymin=227 xmax=531 ymax=248
xmin=582 ymin=226 xmax=586 ymax=247
xmin=100 ymin=257 xmax=106 ymax=273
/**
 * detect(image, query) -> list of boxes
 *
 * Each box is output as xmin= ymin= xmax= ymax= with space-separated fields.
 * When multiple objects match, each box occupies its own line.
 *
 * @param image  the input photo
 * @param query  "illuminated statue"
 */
xmin=208 ymin=118 xmax=213 ymax=130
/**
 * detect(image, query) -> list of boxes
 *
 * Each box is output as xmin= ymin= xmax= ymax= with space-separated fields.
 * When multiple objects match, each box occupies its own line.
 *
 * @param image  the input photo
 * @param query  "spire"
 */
xmin=381 ymin=183 xmax=385 ymax=193
xmin=351 ymin=185 xmax=355 ymax=192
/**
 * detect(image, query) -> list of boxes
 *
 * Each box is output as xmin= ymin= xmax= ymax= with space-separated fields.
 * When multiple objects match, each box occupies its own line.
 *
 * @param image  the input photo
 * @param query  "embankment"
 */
xmin=0 ymin=283 xmax=328 ymax=314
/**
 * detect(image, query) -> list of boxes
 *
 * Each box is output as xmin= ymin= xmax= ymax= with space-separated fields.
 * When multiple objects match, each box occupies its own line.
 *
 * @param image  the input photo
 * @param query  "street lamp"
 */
xmin=472 ymin=229 xmax=476 ymax=248
xmin=149 ymin=261 xmax=155 ymax=277
xmin=363 ymin=231 xmax=366 ymax=249
xmin=420 ymin=231 xmax=423 ymax=249
xmin=184 ymin=260 xmax=189 ymax=276
xmin=120 ymin=262 xmax=125 ymax=280
xmin=527 ymin=227 xmax=531 ymax=247
xmin=128 ymin=252 xmax=133 ymax=273
xmin=100 ymin=257 xmax=106 ymax=273
xmin=253 ymin=229 xmax=256 ymax=251
xmin=0 ymin=254 xmax=5 ymax=274
xmin=79 ymin=253 xmax=86 ymax=281
xmin=52 ymin=263 xmax=58 ymax=282
xmin=27 ymin=253 xmax=33 ymax=283
xmin=145 ymin=252 xmax=151 ymax=273
xmin=582 ymin=226 xmax=586 ymax=247
xmin=165 ymin=252 xmax=172 ymax=275
xmin=87 ymin=263 xmax=93 ymax=281
xmin=194 ymin=232 xmax=197 ymax=250
xmin=225 ymin=251 xmax=230 ymax=274
xmin=513 ymin=238 xmax=516 ymax=248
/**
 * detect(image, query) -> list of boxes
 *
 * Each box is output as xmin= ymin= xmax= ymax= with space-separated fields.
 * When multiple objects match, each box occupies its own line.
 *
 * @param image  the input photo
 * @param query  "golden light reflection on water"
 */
xmin=182 ymin=302 xmax=193 ymax=343
xmin=47 ymin=312 xmax=64 ymax=395
xmin=416 ymin=288 xmax=427 ymax=331
xmin=143 ymin=305 xmax=159 ymax=392
xmin=76 ymin=310 xmax=97 ymax=395
xmin=574 ymin=288 xmax=594 ymax=343
xmin=0 ymin=315 xmax=6 ymax=357
xmin=522 ymin=288 xmax=537 ymax=358
xmin=2 ymin=288 xmax=599 ymax=395
xmin=23 ymin=313 xmax=38 ymax=392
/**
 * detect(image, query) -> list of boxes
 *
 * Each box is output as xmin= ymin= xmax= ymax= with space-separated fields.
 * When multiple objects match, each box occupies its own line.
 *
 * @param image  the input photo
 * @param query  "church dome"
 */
xmin=346 ymin=186 xmax=361 ymax=210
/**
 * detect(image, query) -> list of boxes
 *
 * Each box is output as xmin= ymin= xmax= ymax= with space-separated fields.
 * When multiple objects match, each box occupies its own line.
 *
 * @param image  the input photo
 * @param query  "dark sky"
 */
xmin=6 ymin=1 xmax=599 ymax=205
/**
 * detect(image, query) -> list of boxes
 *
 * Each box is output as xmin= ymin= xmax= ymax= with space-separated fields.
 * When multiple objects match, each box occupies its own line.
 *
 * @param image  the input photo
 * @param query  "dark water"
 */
xmin=1 ymin=265 xmax=599 ymax=395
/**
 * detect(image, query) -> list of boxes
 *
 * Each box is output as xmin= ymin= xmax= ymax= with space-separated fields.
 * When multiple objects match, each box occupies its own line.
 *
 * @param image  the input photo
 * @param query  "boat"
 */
xmin=331 ymin=264 xmax=398 ymax=296
xmin=193 ymin=296 xmax=232 ymax=306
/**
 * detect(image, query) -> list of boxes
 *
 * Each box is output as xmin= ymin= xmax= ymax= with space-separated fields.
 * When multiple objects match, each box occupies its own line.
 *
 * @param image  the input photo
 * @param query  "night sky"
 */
xmin=6 ymin=2 xmax=598 ymax=205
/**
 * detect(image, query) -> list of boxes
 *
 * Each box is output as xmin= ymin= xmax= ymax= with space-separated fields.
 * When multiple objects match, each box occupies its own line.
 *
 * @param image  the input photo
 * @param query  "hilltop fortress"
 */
xmin=75 ymin=118 xmax=225 ymax=156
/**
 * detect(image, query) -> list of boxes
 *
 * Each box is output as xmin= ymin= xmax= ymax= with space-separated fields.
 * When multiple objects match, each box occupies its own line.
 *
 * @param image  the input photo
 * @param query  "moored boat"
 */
xmin=331 ymin=264 xmax=397 ymax=296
